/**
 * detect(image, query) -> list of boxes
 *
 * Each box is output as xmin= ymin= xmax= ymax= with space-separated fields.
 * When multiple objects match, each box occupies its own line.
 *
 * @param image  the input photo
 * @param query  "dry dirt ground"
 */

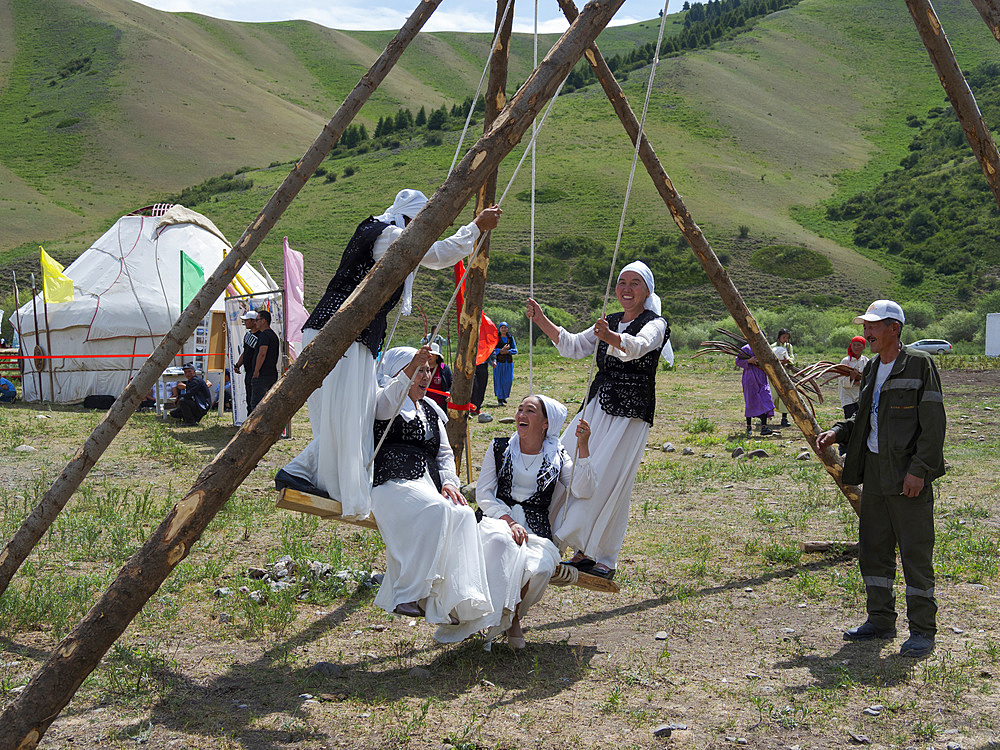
xmin=1 ymin=357 xmax=998 ymax=750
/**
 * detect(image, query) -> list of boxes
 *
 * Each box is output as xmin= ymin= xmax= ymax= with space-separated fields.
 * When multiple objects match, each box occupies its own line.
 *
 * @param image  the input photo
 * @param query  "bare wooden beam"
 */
xmin=445 ymin=0 xmax=515 ymax=463
xmin=557 ymin=0 xmax=860 ymax=514
xmin=907 ymin=0 xmax=1000 ymax=208
xmin=968 ymin=0 xmax=1000 ymax=43
xmin=0 ymin=3 xmax=626 ymax=744
xmin=0 ymin=0 xmax=446 ymax=600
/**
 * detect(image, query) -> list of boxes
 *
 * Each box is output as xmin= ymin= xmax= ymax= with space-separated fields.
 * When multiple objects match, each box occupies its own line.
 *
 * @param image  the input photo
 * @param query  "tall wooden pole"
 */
xmin=41 ymin=294 xmax=56 ymax=402
xmin=0 ymin=0 xmax=446 ymax=600
xmin=0 ymin=4 xmax=625 ymax=744
xmin=445 ymin=0 xmax=515 ymax=464
xmin=557 ymin=0 xmax=860 ymax=513
xmin=28 ymin=275 xmax=44 ymax=403
xmin=968 ymin=0 xmax=1000 ymax=45
xmin=906 ymin=0 xmax=1000 ymax=210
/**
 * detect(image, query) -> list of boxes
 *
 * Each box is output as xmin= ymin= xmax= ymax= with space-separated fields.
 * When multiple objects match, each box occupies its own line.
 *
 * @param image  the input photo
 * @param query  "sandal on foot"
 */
xmin=507 ymin=635 xmax=526 ymax=650
xmin=394 ymin=602 xmax=424 ymax=617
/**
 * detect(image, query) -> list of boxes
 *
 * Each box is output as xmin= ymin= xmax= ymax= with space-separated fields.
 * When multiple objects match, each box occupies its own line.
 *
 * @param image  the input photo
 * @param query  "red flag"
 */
xmin=454 ymin=260 xmax=498 ymax=365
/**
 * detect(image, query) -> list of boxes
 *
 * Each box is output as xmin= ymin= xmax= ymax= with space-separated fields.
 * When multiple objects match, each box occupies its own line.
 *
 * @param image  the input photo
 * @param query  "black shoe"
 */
xmin=588 ymin=564 xmax=616 ymax=580
xmin=899 ymin=631 xmax=935 ymax=657
xmin=843 ymin=620 xmax=897 ymax=641
xmin=562 ymin=556 xmax=595 ymax=573
xmin=759 ymin=426 xmax=774 ymax=436
xmin=275 ymin=468 xmax=330 ymax=499
xmin=780 ymin=417 xmax=790 ymax=428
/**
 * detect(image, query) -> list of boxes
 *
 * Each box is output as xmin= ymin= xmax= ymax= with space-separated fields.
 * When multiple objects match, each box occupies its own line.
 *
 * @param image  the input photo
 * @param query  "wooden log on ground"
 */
xmin=275 ymin=489 xmax=618 ymax=592
xmin=0 ymin=0 xmax=446 ymax=601
xmin=445 ymin=0 xmax=514 ymax=464
xmin=0 ymin=3 xmax=626 ymax=744
xmin=557 ymin=0 xmax=860 ymax=516
xmin=906 ymin=0 xmax=1000 ymax=210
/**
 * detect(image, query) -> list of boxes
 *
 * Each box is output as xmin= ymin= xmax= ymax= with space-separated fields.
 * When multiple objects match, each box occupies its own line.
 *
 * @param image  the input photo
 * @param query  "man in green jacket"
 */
xmin=817 ymin=299 xmax=946 ymax=658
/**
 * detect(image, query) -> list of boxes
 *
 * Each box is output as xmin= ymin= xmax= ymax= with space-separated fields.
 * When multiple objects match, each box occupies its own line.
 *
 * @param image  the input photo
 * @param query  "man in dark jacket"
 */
xmin=818 ymin=300 xmax=946 ymax=658
xmin=169 ymin=363 xmax=213 ymax=426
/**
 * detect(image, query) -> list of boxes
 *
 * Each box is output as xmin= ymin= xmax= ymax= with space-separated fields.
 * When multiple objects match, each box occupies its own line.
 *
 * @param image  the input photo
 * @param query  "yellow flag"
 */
xmin=40 ymin=246 xmax=74 ymax=303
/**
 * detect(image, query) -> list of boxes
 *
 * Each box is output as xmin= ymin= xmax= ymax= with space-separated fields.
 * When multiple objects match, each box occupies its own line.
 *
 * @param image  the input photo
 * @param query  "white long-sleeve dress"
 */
xmin=282 ymin=222 xmax=481 ymax=518
xmin=434 ymin=439 xmax=596 ymax=644
xmin=552 ymin=316 xmax=668 ymax=569
xmin=369 ymin=373 xmax=493 ymax=628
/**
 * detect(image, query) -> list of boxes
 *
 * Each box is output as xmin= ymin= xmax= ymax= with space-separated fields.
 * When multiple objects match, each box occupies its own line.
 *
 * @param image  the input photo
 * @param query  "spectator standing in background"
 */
xmin=232 ymin=310 xmax=259 ymax=414
xmin=250 ymin=309 xmax=279 ymax=412
xmin=492 ymin=322 xmax=518 ymax=406
xmin=771 ymin=328 xmax=795 ymax=428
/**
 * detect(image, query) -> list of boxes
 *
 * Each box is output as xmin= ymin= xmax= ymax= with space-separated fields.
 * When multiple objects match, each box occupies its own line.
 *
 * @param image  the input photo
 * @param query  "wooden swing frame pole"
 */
xmin=444 ymin=0 xmax=514 ymax=465
xmin=556 ymin=0 xmax=861 ymax=514
xmin=906 ymin=0 xmax=1000 ymax=210
xmin=0 ymin=4 xmax=626 ymax=743
xmin=0 ymin=0 xmax=446 ymax=601
xmin=969 ymin=0 xmax=1000 ymax=43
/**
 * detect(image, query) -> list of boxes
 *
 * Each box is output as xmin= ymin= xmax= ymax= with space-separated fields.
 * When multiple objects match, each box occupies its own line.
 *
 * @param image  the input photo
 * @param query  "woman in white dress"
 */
xmin=525 ymin=261 xmax=671 ymax=580
xmin=369 ymin=346 xmax=494 ymax=628
xmin=436 ymin=394 xmax=595 ymax=648
xmin=276 ymin=190 xmax=501 ymax=518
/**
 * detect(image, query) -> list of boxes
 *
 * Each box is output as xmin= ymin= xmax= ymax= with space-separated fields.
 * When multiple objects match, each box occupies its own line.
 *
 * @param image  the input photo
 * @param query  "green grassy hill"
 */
xmin=1 ymin=0 xmax=997 ymax=345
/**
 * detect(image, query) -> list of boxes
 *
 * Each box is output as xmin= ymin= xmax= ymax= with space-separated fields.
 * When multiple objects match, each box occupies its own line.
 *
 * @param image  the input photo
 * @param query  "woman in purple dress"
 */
xmin=736 ymin=344 xmax=774 ymax=436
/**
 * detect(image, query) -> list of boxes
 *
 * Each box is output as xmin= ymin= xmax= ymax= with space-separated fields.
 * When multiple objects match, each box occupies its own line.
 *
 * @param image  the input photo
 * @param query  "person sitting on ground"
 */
xmin=437 ymin=395 xmax=595 ymax=649
xmin=369 ymin=346 xmax=493 ymax=632
xmin=0 ymin=376 xmax=17 ymax=403
xmin=169 ymin=363 xmax=213 ymax=426
xmin=736 ymin=344 xmax=775 ymax=436
xmin=526 ymin=260 xmax=672 ymax=581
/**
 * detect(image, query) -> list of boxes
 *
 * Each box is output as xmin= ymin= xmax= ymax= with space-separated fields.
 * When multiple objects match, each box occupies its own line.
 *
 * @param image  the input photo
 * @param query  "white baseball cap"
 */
xmin=240 ymin=310 xmax=259 ymax=320
xmin=853 ymin=299 xmax=905 ymax=325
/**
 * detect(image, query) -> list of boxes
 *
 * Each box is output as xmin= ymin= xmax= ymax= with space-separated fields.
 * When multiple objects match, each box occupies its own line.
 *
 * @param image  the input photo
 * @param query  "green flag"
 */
xmin=180 ymin=251 xmax=204 ymax=309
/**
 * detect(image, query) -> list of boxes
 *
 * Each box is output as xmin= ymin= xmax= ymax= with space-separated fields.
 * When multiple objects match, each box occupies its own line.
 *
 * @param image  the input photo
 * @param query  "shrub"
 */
xmin=748 ymin=245 xmax=832 ymax=280
xmin=55 ymin=117 xmax=81 ymax=128
xmin=900 ymin=263 xmax=925 ymax=286
xmin=425 ymin=133 xmax=442 ymax=147
xmin=828 ymin=325 xmax=861 ymax=351
xmin=343 ymin=166 xmax=356 ymax=177
xmin=738 ymin=224 xmax=750 ymax=238
xmin=902 ymin=300 xmax=935 ymax=328
xmin=324 ymin=172 xmax=337 ymax=183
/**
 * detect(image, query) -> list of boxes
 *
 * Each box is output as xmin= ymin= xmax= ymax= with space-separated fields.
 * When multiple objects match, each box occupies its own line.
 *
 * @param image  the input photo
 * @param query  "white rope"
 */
xmin=368 ymin=75 xmax=568 ymax=471
xmin=528 ymin=0 xmax=538 ymax=396
xmin=562 ymin=0 xmax=671 ymax=525
xmin=381 ymin=0 xmax=517 ymax=361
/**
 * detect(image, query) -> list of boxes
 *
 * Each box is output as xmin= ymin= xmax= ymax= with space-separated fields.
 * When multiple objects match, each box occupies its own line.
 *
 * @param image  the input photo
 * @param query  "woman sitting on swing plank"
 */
xmin=436 ymin=394 xmax=595 ymax=648
xmin=275 ymin=189 xmax=501 ymax=519
xmin=370 ymin=346 xmax=494 ymax=629
xmin=525 ymin=261 xmax=672 ymax=580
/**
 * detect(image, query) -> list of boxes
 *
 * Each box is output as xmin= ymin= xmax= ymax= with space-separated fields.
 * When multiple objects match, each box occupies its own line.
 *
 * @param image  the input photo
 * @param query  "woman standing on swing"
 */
xmin=525 ymin=261 xmax=671 ymax=580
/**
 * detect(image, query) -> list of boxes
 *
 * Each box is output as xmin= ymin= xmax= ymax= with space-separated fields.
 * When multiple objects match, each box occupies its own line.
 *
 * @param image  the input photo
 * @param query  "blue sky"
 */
xmin=132 ymin=0 xmax=685 ymax=33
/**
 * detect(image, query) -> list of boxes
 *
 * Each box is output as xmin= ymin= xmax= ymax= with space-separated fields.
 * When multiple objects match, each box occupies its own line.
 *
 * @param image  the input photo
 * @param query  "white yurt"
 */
xmin=15 ymin=205 xmax=273 ymax=403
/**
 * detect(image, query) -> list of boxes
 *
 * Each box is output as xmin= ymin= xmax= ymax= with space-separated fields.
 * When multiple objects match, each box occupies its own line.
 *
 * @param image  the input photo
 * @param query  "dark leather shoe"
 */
xmin=899 ymin=631 xmax=935 ymax=657
xmin=844 ymin=620 xmax=897 ymax=641
xmin=274 ymin=468 xmax=330 ymax=498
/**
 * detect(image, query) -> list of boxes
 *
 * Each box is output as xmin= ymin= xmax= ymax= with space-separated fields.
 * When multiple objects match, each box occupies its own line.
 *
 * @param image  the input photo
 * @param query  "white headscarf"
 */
xmin=618 ymin=260 xmax=661 ymax=316
xmin=504 ymin=394 xmax=569 ymax=486
xmin=373 ymin=189 xmax=430 ymax=317
xmin=376 ymin=346 xmax=417 ymax=387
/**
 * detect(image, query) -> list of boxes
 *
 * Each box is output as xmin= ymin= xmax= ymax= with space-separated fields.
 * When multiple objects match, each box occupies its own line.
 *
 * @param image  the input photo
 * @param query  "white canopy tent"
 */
xmin=15 ymin=206 xmax=274 ymax=403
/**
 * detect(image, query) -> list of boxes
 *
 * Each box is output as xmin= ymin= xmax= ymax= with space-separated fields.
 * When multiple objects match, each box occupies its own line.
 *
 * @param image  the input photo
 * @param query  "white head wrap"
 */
xmin=618 ymin=261 xmax=661 ymax=316
xmin=504 ymin=394 xmax=569 ymax=486
xmin=376 ymin=346 xmax=418 ymax=388
xmin=373 ymin=190 xmax=429 ymax=318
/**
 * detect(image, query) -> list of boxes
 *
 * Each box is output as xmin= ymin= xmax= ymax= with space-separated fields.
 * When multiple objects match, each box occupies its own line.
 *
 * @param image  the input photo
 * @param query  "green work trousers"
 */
xmin=859 ymin=450 xmax=937 ymax=636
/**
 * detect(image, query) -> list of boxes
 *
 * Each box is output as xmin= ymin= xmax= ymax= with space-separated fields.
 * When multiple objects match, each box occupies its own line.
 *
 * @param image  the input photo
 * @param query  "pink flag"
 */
xmin=283 ymin=237 xmax=307 ymax=359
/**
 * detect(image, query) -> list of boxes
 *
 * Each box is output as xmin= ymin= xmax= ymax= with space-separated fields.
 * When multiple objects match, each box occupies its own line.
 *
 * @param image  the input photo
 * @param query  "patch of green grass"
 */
xmin=749 ymin=245 xmax=833 ymax=279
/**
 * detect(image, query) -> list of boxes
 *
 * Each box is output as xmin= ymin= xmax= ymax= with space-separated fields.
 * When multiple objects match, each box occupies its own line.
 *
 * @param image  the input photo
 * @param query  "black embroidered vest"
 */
xmin=586 ymin=309 xmax=666 ymax=425
xmin=373 ymin=399 xmax=443 ymax=491
xmin=303 ymin=217 xmax=404 ymax=357
xmin=491 ymin=437 xmax=560 ymax=540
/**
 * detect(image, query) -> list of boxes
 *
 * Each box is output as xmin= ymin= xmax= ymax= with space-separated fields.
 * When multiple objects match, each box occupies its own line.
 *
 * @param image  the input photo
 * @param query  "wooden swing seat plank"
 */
xmin=275 ymin=488 xmax=619 ymax=593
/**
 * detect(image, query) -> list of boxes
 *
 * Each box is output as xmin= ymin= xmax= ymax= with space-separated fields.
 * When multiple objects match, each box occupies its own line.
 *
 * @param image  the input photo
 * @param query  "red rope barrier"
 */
xmin=0 ymin=353 xmax=228 ymax=361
